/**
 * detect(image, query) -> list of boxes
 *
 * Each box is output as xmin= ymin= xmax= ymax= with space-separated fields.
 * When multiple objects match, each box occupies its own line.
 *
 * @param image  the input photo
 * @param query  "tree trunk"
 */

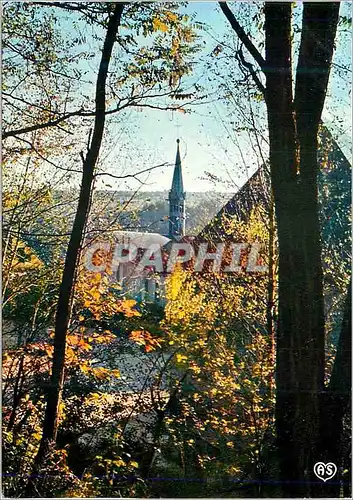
xmin=220 ymin=1 xmax=342 ymax=495
xmin=264 ymin=2 xmax=340 ymax=496
xmin=27 ymin=3 xmax=124 ymax=493
xmin=7 ymin=355 xmax=25 ymax=432
xmin=264 ymin=7 xmax=307 ymax=493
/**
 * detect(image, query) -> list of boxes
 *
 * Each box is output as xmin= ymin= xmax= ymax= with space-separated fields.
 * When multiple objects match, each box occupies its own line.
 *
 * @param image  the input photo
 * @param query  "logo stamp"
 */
xmin=313 ymin=462 xmax=337 ymax=482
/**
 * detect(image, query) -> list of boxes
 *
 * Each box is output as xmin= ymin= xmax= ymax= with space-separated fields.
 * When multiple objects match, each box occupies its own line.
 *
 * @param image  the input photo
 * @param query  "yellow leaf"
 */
xmin=90 ymin=393 xmax=102 ymax=400
xmin=152 ymin=17 xmax=169 ymax=32
xmin=165 ymin=12 xmax=178 ymax=23
xmin=176 ymin=353 xmax=187 ymax=364
xmin=90 ymin=290 xmax=101 ymax=301
xmin=113 ymin=459 xmax=126 ymax=467
xmin=80 ymin=363 xmax=90 ymax=374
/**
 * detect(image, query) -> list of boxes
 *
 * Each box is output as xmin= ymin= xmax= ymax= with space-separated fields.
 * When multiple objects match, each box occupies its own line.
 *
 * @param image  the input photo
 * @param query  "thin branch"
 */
xmin=31 ymin=2 xmax=105 ymax=14
xmin=3 ymin=98 xmax=186 ymax=139
xmin=13 ymin=136 xmax=83 ymax=174
xmin=219 ymin=1 xmax=266 ymax=71
xmin=3 ymin=91 xmax=60 ymax=114
xmin=237 ymin=47 xmax=266 ymax=98
xmin=94 ymin=162 xmax=169 ymax=180
xmin=3 ymin=109 xmax=86 ymax=139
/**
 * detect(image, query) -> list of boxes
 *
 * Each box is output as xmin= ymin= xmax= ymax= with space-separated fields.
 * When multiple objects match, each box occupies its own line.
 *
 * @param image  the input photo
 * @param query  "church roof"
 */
xmin=113 ymin=231 xmax=171 ymax=249
xmin=170 ymin=139 xmax=184 ymax=195
xmin=197 ymin=166 xmax=270 ymax=242
xmin=197 ymin=124 xmax=351 ymax=247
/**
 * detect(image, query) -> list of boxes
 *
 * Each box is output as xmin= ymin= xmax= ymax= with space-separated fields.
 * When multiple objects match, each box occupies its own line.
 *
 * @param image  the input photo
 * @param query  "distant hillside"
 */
xmin=4 ymin=189 xmax=235 ymax=265
xmin=87 ymin=190 xmax=234 ymax=236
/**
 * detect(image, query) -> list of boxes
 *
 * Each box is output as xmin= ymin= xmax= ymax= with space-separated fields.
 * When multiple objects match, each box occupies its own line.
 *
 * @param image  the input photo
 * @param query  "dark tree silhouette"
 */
xmin=219 ymin=2 xmax=347 ymax=496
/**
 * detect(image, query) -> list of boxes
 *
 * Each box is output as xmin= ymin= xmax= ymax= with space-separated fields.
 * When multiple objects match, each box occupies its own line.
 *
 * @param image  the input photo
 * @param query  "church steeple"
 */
xmin=169 ymin=139 xmax=186 ymax=239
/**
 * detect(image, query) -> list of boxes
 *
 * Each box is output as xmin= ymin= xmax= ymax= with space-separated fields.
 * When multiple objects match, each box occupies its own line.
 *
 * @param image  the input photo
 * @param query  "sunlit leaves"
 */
xmin=152 ymin=17 xmax=169 ymax=33
xmin=129 ymin=329 xmax=163 ymax=352
xmin=75 ymin=270 xmax=140 ymax=321
xmin=162 ymin=206 xmax=275 ymax=478
xmin=175 ymin=353 xmax=188 ymax=364
xmin=90 ymin=366 xmax=120 ymax=381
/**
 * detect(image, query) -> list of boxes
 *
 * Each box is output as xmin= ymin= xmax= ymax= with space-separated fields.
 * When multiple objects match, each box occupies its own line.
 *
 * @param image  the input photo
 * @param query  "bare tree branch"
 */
xmin=236 ymin=47 xmax=266 ymax=98
xmin=3 ymin=109 xmax=87 ymax=139
xmin=219 ymin=2 xmax=266 ymax=71
xmin=95 ymin=162 xmax=170 ymax=181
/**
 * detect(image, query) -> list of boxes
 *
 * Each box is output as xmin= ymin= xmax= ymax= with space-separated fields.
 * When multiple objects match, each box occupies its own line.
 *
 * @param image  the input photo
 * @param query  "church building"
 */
xmin=112 ymin=124 xmax=351 ymax=306
xmin=113 ymin=140 xmax=186 ymax=303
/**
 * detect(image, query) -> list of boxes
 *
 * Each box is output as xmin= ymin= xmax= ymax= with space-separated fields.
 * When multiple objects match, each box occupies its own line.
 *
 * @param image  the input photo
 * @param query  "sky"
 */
xmin=19 ymin=1 xmax=352 ymax=194
xmin=97 ymin=1 xmax=352 ymax=194
xmin=99 ymin=1 xmax=254 ymax=194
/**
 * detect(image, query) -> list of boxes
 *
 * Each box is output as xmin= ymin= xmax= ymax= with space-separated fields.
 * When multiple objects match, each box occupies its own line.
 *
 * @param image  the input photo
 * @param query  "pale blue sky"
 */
xmin=39 ymin=1 xmax=352 ymax=193
xmin=97 ymin=1 xmax=351 ymax=193
xmin=99 ymin=1 xmax=252 ymax=194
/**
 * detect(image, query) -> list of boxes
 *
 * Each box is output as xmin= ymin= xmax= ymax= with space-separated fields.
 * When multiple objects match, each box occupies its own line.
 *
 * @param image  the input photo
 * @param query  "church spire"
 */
xmin=169 ymin=139 xmax=186 ymax=239
xmin=171 ymin=139 xmax=184 ymax=194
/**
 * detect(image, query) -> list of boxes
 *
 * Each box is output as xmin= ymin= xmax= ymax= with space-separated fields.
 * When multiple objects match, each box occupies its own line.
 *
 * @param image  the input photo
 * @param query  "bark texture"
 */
xmin=264 ymin=3 xmax=340 ymax=496
xmin=27 ymin=3 xmax=125 ymax=493
xmin=220 ymin=1 xmax=342 ymax=496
